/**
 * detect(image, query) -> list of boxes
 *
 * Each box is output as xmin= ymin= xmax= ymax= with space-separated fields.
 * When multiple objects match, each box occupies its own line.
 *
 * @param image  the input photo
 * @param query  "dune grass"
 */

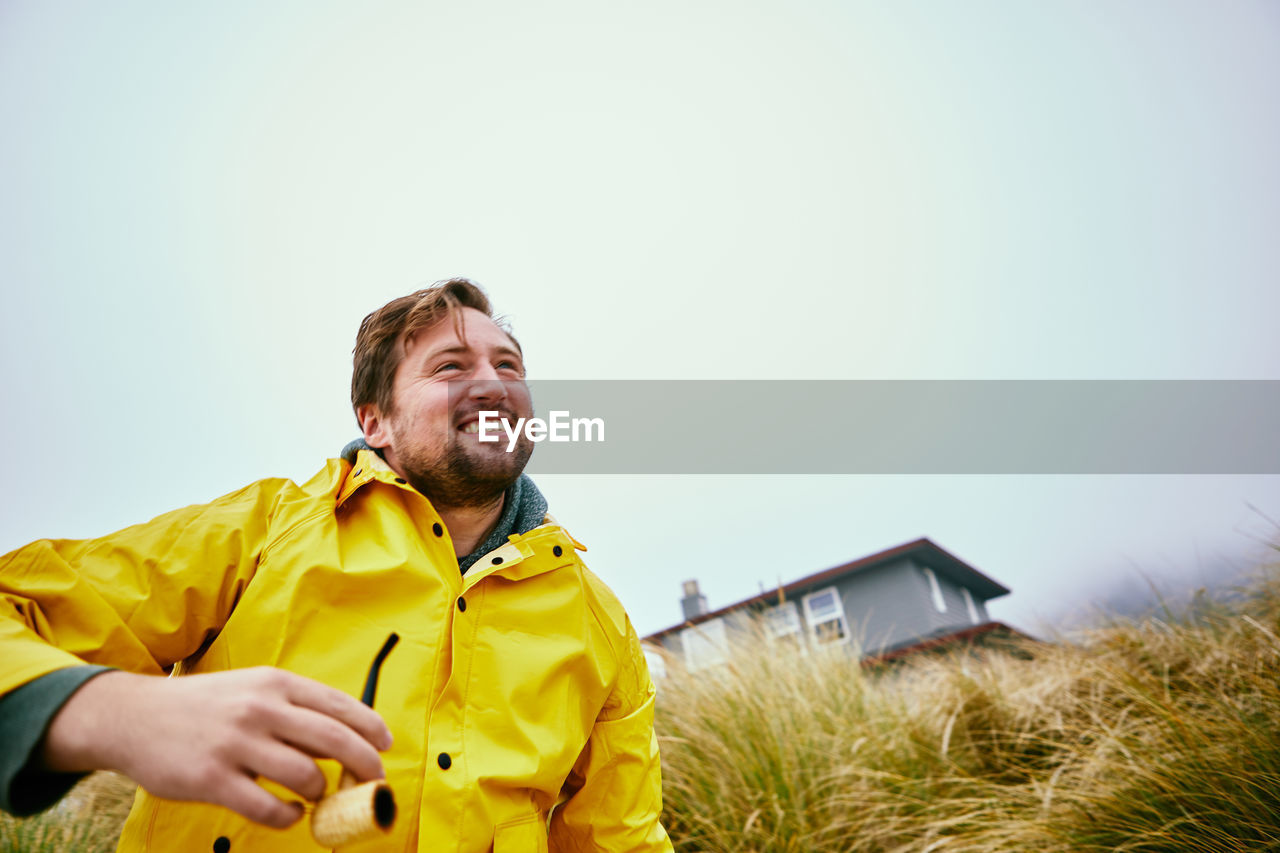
xmin=0 ymin=772 xmax=134 ymax=853
xmin=4 ymin=554 xmax=1278 ymax=851
xmin=655 ymin=553 xmax=1280 ymax=852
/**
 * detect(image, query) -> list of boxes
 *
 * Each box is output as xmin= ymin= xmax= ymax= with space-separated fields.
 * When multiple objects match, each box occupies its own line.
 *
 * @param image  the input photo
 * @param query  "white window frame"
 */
xmin=962 ymin=587 xmax=981 ymax=625
xmin=763 ymin=601 xmax=803 ymax=648
xmin=801 ymin=586 xmax=850 ymax=646
xmin=922 ymin=567 xmax=948 ymax=613
xmin=681 ymin=617 xmax=729 ymax=672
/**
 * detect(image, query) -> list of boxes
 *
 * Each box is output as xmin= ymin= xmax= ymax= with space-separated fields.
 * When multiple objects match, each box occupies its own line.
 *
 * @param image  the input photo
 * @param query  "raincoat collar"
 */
xmin=338 ymin=437 xmax=551 ymax=572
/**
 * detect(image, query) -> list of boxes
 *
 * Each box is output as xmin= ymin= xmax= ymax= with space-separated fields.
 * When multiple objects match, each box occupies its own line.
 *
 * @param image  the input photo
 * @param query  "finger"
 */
xmin=241 ymin=741 xmax=329 ymax=803
xmin=216 ymin=773 xmax=306 ymax=829
xmin=279 ymin=672 xmax=394 ymax=751
xmin=266 ymin=704 xmax=387 ymax=784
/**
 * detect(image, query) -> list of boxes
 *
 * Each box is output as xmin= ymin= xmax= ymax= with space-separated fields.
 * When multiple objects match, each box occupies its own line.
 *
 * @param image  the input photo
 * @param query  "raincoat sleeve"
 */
xmin=0 ymin=478 xmax=296 ymax=813
xmin=0 ymin=478 xmax=291 ymax=694
xmin=548 ymin=616 xmax=673 ymax=853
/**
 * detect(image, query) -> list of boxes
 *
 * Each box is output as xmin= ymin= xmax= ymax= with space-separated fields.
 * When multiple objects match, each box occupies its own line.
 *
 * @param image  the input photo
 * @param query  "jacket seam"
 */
xmin=142 ymin=795 xmax=160 ymax=851
xmin=581 ymin=571 xmax=624 ymax=673
xmin=580 ymin=566 xmax=631 ymax=714
xmin=258 ymin=508 xmax=331 ymax=566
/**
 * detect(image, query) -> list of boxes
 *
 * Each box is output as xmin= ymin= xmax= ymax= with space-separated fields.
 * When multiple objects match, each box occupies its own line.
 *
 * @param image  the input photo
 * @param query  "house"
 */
xmin=643 ymin=538 xmax=1017 ymax=672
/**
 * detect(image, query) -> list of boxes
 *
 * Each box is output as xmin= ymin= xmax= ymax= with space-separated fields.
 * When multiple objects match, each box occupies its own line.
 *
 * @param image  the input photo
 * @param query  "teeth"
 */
xmin=462 ymin=422 xmax=481 ymax=434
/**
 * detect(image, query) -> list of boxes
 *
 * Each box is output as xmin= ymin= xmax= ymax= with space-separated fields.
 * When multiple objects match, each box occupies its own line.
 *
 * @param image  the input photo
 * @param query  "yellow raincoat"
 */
xmin=0 ymin=449 xmax=671 ymax=852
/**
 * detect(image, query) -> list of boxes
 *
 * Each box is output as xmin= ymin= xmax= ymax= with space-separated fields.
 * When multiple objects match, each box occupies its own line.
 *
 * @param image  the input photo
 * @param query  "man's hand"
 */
xmin=41 ymin=668 xmax=393 ymax=828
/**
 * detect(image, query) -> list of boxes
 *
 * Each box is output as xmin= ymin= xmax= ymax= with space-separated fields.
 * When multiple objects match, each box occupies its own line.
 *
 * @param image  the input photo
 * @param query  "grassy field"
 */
xmin=4 ymin=550 xmax=1277 ymax=852
xmin=656 ymin=550 xmax=1280 ymax=852
xmin=0 ymin=772 xmax=133 ymax=853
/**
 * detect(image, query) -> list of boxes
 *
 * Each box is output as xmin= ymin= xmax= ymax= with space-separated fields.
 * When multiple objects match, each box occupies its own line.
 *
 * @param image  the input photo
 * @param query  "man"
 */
xmin=0 ymin=279 xmax=672 ymax=851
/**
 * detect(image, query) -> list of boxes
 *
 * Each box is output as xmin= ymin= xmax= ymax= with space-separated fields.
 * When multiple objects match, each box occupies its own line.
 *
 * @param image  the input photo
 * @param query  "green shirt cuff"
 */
xmin=0 ymin=666 xmax=113 ymax=816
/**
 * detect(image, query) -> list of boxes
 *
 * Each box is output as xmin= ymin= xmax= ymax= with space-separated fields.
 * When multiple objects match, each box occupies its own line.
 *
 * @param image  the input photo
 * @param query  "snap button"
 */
xmin=353 ymin=469 xmax=362 ymax=476
xmin=457 ymin=597 xmax=466 ymax=612
xmin=553 ymin=545 xmax=563 ymax=557
xmin=213 ymin=837 xmax=230 ymax=853
xmin=432 ymin=522 xmax=444 ymax=537
xmin=394 ymin=477 xmax=407 ymax=484
xmin=491 ymin=556 xmax=503 ymax=565
xmin=438 ymin=752 xmax=452 ymax=770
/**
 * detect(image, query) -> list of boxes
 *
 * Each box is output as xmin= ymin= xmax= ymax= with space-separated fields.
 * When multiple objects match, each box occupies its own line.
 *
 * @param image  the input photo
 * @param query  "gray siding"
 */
xmin=826 ymin=558 xmax=935 ymax=652
xmin=801 ymin=558 xmax=994 ymax=654
xmin=723 ymin=609 xmax=756 ymax=638
xmin=912 ymin=558 xmax=990 ymax=635
xmin=931 ymin=566 xmax=965 ymax=632
xmin=961 ymin=585 xmax=991 ymax=624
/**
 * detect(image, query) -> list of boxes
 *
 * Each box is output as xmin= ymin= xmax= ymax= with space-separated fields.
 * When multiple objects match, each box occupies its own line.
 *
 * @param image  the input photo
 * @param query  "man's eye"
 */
xmin=435 ymin=362 xmax=462 ymax=373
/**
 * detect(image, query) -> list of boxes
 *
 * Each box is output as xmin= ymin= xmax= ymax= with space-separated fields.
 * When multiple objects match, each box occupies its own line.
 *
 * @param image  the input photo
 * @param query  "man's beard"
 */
xmin=398 ymin=434 xmax=534 ymax=509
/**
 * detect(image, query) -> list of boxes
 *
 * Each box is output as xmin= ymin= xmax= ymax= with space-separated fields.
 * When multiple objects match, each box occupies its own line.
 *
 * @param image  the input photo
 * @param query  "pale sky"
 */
xmin=2 ymin=1 xmax=1277 ymax=638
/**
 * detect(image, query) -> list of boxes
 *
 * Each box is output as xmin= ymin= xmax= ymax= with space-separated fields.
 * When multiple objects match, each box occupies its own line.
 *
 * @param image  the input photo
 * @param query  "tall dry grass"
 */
xmin=4 ymin=557 xmax=1278 ymax=851
xmin=0 ymin=771 xmax=133 ymax=853
xmin=656 ymin=556 xmax=1280 ymax=852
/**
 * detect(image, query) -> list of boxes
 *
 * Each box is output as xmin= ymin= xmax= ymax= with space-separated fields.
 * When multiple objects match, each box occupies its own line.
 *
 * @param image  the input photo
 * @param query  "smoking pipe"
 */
xmin=310 ymin=633 xmax=399 ymax=848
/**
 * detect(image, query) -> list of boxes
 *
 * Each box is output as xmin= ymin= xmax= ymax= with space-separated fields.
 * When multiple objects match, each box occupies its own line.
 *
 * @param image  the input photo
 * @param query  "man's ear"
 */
xmin=356 ymin=403 xmax=392 ymax=449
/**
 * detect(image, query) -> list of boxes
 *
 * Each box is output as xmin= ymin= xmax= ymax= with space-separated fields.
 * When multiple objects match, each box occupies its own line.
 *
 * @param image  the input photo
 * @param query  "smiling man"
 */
xmin=353 ymin=290 xmax=536 ymax=555
xmin=0 ymin=279 xmax=672 ymax=852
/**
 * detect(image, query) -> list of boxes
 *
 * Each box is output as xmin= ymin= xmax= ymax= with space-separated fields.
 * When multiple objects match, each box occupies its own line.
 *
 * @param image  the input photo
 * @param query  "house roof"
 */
xmin=644 ymin=537 xmax=1011 ymax=642
xmin=861 ymin=621 xmax=1035 ymax=665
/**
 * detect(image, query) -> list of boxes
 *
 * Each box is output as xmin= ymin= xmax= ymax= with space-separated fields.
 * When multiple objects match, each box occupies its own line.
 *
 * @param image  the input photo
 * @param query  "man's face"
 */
xmin=364 ymin=307 xmax=534 ymax=507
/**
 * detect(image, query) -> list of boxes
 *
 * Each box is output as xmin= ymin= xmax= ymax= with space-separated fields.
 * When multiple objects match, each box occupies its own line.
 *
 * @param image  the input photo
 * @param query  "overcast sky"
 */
xmin=2 ymin=1 xmax=1277 ymax=638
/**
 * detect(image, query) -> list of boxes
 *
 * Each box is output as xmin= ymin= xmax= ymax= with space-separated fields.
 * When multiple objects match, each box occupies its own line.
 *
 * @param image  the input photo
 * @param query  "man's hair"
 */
xmin=351 ymin=278 xmax=518 ymax=417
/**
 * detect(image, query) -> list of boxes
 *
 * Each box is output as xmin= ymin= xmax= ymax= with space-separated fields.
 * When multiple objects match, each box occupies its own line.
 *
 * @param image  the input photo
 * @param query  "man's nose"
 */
xmin=464 ymin=363 xmax=508 ymax=402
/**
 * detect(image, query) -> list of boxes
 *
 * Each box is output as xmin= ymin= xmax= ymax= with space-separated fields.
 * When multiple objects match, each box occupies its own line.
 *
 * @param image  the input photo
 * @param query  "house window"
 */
xmin=801 ymin=587 xmax=849 ymax=645
xmin=681 ymin=617 xmax=728 ymax=671
xmin=922 ymin=567 xmax=947 ymax=613
xmin=962 ymin=587 xmax=981 ymax=624
xmin=764 ymin=601 xmax=803 ymax=650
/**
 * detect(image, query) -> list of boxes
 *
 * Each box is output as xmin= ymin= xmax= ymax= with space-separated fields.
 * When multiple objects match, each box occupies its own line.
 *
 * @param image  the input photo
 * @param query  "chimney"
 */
xmin=681 ymin=579 xmax=708 ymax=622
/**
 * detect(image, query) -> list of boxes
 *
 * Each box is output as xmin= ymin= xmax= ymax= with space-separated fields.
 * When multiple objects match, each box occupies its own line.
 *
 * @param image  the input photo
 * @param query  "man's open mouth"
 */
xmin=456 ymin=412 xmax=515 ymax=436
